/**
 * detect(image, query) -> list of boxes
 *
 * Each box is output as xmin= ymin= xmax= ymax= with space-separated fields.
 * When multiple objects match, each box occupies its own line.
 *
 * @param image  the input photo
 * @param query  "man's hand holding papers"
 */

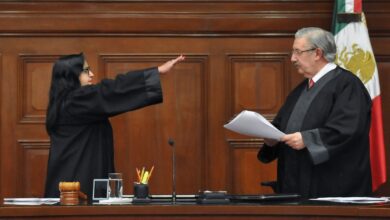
xmin=224 ymin=110 xmax=285 ymax=140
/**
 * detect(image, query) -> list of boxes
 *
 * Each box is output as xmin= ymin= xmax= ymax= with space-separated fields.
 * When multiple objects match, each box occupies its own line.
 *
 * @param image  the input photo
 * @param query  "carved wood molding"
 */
xmin=0 ymin=1 xmax=389 ymax=36
xmin=227 ymin=139 xmax=264 ymax=147
xmin=16 ymin=140 xmax=50 ymax=197
xmin=17 ymin=54 xmax=60 ymax=124
xmin=226 ymin=53 xmax=290 ymax=120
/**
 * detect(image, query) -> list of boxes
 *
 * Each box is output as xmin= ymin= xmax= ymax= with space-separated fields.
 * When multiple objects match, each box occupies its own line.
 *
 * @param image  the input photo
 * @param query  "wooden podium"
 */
xmin=1 ymin=203 xmax=390 ymax=219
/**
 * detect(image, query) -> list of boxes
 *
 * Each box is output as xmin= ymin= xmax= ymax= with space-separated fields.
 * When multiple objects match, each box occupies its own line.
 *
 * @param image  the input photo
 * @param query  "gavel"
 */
xmin=59 ymin=181 xmax=87 ymax=204
xmin=59 ymin=182 xmax=80 ymax=191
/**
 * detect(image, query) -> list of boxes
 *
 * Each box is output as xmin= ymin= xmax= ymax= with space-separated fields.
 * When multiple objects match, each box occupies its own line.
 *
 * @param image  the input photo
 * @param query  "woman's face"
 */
xmin=79 ymin=60 xmax=94 ymax=86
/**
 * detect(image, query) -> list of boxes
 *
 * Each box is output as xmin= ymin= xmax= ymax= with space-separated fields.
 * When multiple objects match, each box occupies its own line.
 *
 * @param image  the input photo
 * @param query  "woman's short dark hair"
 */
xmin=46 ymin=53 xmax=85 ymax=134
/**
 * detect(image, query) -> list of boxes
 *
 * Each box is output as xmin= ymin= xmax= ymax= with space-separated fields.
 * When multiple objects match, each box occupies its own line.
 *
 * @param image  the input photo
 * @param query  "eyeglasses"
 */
xmin=82 ymin=67 xmax=90 ymax=74
xmin=291 ymin=48 xmax=317 ymax=56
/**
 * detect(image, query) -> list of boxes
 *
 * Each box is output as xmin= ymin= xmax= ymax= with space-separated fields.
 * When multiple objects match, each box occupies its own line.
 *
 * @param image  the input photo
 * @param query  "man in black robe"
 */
xmin=44 ymin=54 xmax=184 ymax=200
xmin=258 ymin=27 xmax=372 ymax=198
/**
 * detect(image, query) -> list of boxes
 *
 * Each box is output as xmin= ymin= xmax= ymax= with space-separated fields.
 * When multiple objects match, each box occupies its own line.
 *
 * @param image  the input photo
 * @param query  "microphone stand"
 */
xmin=168 ymin=138 xmax=176 ymax=203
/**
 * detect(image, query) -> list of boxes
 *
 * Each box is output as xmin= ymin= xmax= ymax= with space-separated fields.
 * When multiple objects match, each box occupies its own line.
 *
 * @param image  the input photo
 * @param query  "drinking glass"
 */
xmin=108 ymin=173 xmax=123 ymax=198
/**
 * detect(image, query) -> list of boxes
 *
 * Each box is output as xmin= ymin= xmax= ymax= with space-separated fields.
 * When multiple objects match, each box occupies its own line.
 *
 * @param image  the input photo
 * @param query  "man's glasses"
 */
xmin=291 ymin=48 xmax=317 ymax=56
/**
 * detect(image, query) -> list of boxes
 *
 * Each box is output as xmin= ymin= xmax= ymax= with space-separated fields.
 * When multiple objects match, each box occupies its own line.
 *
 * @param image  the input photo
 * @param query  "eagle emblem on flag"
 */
xmin=336 ymin=43 xmax=375 ymax=84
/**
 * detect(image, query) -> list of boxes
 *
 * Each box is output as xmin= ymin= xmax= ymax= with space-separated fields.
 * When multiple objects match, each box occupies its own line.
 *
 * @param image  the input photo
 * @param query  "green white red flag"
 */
xmin=332 ymin=0 xmax=386 ymax=191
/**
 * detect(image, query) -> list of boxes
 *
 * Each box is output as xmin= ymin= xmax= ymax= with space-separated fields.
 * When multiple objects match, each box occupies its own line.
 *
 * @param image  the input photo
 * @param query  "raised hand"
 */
xmin=158 ymin=55 xmax=185 ymax=74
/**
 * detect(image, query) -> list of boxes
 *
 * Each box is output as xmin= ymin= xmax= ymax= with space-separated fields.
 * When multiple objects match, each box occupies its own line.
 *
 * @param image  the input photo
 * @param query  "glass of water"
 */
xmin=108 ymin=173 xmax=123 ymax=198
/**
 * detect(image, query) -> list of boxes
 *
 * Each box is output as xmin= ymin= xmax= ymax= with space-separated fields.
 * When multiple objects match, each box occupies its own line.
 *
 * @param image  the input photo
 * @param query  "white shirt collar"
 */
xmin=311 ymin=63 xmax=337 ymax=83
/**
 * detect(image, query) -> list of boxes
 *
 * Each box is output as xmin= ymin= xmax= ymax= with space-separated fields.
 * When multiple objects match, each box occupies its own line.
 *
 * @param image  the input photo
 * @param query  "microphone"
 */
xmin=168 ymin=138 xmax=174 ymax=147
xmin=168 ymin=138 xmax=176 ymax=203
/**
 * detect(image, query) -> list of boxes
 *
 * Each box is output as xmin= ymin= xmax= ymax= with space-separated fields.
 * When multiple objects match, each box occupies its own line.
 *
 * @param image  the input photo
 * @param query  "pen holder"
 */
xmin=134 ymin=183 xmax=149 ymax=198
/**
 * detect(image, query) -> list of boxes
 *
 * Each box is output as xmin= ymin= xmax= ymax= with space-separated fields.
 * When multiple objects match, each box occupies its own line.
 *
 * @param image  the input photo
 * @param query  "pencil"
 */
xmin=136 ymin=168 xmax=141 ymax=183
xmin=147 ymin=165 xmax=154 ymax=182
xmin=140 ymin=166 xmax=145 ymax=182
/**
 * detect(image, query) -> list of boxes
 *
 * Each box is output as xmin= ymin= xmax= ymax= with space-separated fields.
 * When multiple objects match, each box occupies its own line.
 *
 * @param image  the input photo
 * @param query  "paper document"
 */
xmin=97 ymin=197 xmax=133 ymax=204
xmin=310 ymin=197 xmax=390 ymax=204
xmin=4 ymin=198 xmax=59 ymax=205
xmin=224 ymin=110 xmax=285 ymax=140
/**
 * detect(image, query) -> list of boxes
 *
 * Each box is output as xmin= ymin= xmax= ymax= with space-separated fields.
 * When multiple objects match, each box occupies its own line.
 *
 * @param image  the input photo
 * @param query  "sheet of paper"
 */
xmin=3 ymin=198 xmax=59 ymax=205
xmin=98 ymin=197 xmax=133 ymax=204
xmin=224 ymin=110 xmax=285 ymax=140
xmin=310 ymin=197 xmax=390 ymax=204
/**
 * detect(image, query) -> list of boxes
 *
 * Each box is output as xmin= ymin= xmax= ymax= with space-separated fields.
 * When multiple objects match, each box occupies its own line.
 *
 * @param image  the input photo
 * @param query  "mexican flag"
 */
xmin=332 ymin=0 xmax=386 ymax=191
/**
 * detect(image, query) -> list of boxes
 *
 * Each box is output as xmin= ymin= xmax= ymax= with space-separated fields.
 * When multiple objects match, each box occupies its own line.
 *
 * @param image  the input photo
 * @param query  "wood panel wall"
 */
xmin=0 ymin=0 xmax=389 ymax=201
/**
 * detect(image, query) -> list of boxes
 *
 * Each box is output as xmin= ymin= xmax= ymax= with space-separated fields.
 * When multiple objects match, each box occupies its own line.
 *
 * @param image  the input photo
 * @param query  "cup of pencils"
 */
xmin=134 ymin=166 xmax=154 ymax=198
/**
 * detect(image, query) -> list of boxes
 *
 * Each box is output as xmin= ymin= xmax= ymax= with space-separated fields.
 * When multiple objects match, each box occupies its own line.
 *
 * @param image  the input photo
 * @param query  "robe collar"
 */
xmin=311 ymin=63 xmax=337 ymax=83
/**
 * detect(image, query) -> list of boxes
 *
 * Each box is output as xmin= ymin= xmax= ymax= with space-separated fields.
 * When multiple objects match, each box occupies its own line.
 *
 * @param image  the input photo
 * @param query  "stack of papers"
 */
xmin=97 ymin=197 xmax=133 ymax=204
xmin=224 ymin=110 xmax=285 ymax=140
xmin=310 ymin=197 xmax=390 ymax=204
xmin=4 ymin=198 xmax=59 ymax=205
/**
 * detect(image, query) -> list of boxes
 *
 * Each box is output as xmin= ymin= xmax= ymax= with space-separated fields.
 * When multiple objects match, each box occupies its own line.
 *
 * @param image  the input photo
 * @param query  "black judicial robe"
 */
xmin=258 ymin=66 xmax=372 ymax=198
xmin=44 ymin=67 xmax=162 ymax=199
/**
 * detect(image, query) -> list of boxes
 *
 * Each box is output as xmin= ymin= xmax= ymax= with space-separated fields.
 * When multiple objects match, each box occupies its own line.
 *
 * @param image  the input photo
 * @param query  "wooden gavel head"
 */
xmin=59 ymin=181 xmax=80 ymax=192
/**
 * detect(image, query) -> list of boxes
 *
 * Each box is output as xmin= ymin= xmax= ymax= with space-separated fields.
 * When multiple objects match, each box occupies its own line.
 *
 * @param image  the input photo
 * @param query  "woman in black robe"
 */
xmin=44 ymin=53 xmax=184 ymax=199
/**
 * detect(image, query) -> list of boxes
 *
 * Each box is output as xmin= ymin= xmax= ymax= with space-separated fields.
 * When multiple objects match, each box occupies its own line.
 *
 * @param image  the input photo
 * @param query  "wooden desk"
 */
xmin=1 ymin=203 xmax=390 ymax=219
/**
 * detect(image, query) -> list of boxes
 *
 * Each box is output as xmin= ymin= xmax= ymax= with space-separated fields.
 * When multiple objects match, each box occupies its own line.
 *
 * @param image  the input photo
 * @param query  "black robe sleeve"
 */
xmin=64 ymin=67 xmax=162 ymax=121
